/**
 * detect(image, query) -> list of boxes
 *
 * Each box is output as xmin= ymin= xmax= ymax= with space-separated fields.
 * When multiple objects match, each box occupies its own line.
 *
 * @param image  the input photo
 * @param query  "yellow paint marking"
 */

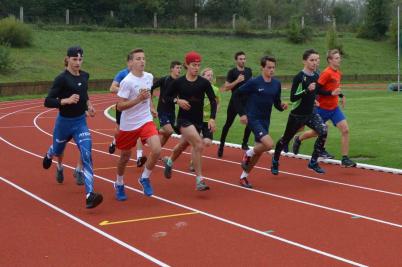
xmin=99 ymin=211 xmax=199 ymax=226
xmin=94 ymin=165 xmax=135 ymax=171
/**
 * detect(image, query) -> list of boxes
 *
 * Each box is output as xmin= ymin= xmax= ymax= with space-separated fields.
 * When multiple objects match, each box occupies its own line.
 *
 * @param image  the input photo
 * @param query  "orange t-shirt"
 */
xmin=317 ymin=67 xmax=342 ymax=110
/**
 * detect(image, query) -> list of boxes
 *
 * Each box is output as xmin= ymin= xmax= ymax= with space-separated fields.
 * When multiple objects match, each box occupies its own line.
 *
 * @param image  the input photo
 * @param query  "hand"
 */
xmin=208 ymin=119 xmax=216 ymax=133
xmin=308 ymin=82 xmax=316 ymax=92
xmin=177 ymin=99 xmax=191 ymax=110
xmin=87 ymin=105 xmax=96 ymax=117
xmin=314 ymin=100 xmax=320 ymax=107
xmin=281 ymin=102 xmax=288 ymax=110
xmin=239 ymin=115 xmax=248 ymax=125
xmin=138 ymin=88 xmax=151 ymax=101
xmin=340 ymin=96 xmax=346 ymax=109
xmin=236 ymin=74 xmax=245 ymax=83
xmin=151 ymin=106 xmax=158 ymax=118
xmin=331 ymin=87 xmax=341 ymax=96
xmin=63 ymin=94 xmax=80 ymax=105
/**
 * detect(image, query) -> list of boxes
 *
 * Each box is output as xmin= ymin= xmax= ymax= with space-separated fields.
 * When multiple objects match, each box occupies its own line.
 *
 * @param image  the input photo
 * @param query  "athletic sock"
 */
xmin=57 ymin=163 xmax=63 ymax=171
xmin=166 ymin=157 xmax=173 ymax=166
xmin=240 ymin=171 xmax=248 ymax=179
xmin=116 ymin=175 xmax=124 ymax=185
xmin=142 ymin=167 xmax=152 ymax=179
xmin=137 ymin=149 xmax=143 ymax=159
xmin=196 ymin=176 xmax=203 ymax=183
xmin=246 ymin=148 xmax=255 ymax=157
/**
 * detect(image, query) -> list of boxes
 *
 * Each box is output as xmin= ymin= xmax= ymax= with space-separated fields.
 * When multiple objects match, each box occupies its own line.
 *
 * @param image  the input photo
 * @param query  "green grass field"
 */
xmin=0 ymin=29 xmax=398 ymax=82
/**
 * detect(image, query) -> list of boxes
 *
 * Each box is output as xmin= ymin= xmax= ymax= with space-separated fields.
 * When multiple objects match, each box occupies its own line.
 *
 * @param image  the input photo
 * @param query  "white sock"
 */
xmin=196 ymin=175 xmax=203 ymax=183
xmin=246 ymin=148 xmax=255 ymax=157
xmin=137 ymin=149 xmax=143 ymax=159
xmin=112 ymin=138 xmax=116 ymax=145
xmin=57 ymin=163 xmax=63 ymax=171
xmin=142 ymin=167 xmax=152 ymax=179
xmin=116 ymin=175 xmax=124 ymax=185
xmin=240 ymin=171 xmax=248 ymax=179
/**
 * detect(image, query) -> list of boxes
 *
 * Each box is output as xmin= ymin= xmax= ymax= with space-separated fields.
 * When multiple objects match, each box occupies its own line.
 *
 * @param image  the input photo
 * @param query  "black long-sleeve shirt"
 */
xmin=165 ymin=75 xmax=217 ymax=125
xmin=151 ymin=75 xmax=176 ymax=113
xmin=44 ymin=70 xmax=89 ymax=117
xmin=290 ymin=71 xmax=333 ymax=116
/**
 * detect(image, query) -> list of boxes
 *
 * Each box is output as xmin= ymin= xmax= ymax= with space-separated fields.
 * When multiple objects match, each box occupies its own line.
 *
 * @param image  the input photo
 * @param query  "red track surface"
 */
xmin=1 ymin=94 xmax=401 ymax=267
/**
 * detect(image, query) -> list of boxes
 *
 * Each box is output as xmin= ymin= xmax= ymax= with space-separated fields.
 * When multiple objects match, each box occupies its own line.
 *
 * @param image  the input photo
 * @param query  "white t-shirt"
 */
xmin=118 ymin=71 xmax=154 ymax=131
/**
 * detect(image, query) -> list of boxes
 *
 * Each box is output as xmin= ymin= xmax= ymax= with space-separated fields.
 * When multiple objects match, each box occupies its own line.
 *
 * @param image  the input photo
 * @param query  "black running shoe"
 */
xmin=42 ymin=154 xmax=52 ymax=169
xmin=136 ymin=156 xmax=147 ymax=168
xmin=73 ymin=169 xmax=84 ymax=186
xmin=108 ymin=143 xmax=116 ymax=154
xmin=308 ymin=161 xmax=325 ymax=174
xmin=320 ymin=149 xmax=335 ymax=159
xmin=86 ymin=192 xmax=103 ymax=209
xmin=164 ymin=158 xmax=172 ymax=179
xmin=341 ymin=157 xmax=357 ymax=168
xmin=241 ymin=143 xmax=249 ymax=150
xmin=56 ymin=167 xmax=64 ymax=184
xmin=217 ymin=145 xmax=224 ymax=158
xmin=240 ymin=177 xmax=252 ymax=188
xmin=292 ymin=136 xmax=301 ymax=155
xmin=271 ymin=159 xmax=279 ymax=175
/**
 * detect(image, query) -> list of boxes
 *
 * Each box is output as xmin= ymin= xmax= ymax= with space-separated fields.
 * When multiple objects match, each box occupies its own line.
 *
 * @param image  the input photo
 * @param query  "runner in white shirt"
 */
xmin=114 ymin=48 xmax=161 ymax=199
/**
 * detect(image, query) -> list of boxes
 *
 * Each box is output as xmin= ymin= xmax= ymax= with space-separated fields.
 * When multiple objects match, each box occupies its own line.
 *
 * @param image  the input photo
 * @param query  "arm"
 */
xmin=222 ymin=69 xmax=244 ymax=92
xmin=116 ymin=92 xmax=150 ymax=111
xmin=290 ymin=74 xmax=309 ymax=102
xmin=274 ymin=83 xmax=287 ymax=111
xmin=205 ymin=83 xmax=217 ymax=120
xmin=151 ymin=77 xmax=162 ymax=96
xmin=232 ymin=79 xmax=254 ymax=116
xmin=109 ymin=81 xmax=120 ymax=94
xmin=86 ymin=99 xmax=95 ymax=117
xmin=44 ymin=76 xmax=79 ymax=108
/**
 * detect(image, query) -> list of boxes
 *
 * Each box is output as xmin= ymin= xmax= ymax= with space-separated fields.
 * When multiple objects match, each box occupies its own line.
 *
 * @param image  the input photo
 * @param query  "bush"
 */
xmin=0 ymin=45 xmax=13 ymax=73
xmin=235 ymin=17 xmax=251 ymax=35
xmin=286 ymin=20 xmax=312 ymax=44
xmin=0 ymin=16 xmax=33 ymax=47
xmin=326 ymin=27 xmax=345 ymax=56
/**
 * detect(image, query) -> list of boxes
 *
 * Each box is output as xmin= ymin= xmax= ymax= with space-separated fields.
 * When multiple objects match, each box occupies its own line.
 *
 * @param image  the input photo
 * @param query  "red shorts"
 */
xmin=116 ymin=121 xmax=158 ymax=150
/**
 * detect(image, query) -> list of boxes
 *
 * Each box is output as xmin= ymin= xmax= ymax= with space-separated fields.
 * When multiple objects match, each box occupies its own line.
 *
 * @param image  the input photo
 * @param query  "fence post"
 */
xmin=332 ymin=17 xmax=336 ymax=30
xmin=194 ymin=13 xmax=198 ymax=29
xmin=110 ymin=10 xmax=114 ymax=18
xmin=268 ymin=15 xmax=271 ymax=30
xmin=232 ymin=13 xmax=236 ymax=30
xmin=301 ymin=16 xmax=304 ymax=29
xmin=19 ymin=6 xmax=24 ymax=23
xmin=154 ymin=13 xmax=157 ymax=28
xmin=66 ymin=9 xmax=70 ymax=25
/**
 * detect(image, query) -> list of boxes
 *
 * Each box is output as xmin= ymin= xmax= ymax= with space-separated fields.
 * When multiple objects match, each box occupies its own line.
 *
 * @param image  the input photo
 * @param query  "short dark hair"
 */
xmin=127 ymin=48 xmax=144 ymax=61
xmin=260 ymin=55 xmax=276 ymax=67
xmin=303 ymin=49 xmax=319 ymax=60
xmin=170 ymin=60 xmax=181 ymax=69
xmin=234 ymin=51 xmax=246 ymax=60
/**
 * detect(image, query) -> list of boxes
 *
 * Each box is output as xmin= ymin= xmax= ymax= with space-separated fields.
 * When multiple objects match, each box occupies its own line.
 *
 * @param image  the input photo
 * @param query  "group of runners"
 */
xmin=41 ymin=45 xmax=356 ymax=209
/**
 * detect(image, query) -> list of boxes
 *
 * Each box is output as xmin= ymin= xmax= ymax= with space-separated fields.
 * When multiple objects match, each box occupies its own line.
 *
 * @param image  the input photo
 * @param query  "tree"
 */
xmin=358 ymin=0 xmax=392 ymax=40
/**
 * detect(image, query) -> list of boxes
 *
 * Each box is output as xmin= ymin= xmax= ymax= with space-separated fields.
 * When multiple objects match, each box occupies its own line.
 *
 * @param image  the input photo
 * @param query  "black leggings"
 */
xmin=274 ymin=112 xmax=327 ymax=162
xmin=219 ymin=98 xmax=251 ymax=146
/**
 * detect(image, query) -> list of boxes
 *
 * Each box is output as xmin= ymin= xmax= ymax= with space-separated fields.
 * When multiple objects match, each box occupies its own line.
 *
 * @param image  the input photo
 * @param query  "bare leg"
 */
xmin=159 ymin=124 xmax=174 ymax=147
xmin=336 ymin=120 xmax=349 ymax=156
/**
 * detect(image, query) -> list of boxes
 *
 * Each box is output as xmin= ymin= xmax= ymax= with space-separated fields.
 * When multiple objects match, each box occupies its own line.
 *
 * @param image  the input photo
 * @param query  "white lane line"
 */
xmin=34 ymin=108 xmax=402 ymax=229
xmin=0 ymin=175 xmax=170 ymax=267
xmin=90 ymin=127 xmax=402 ymax=198
xmin=0 ymin=135 xmax=368 ymax=267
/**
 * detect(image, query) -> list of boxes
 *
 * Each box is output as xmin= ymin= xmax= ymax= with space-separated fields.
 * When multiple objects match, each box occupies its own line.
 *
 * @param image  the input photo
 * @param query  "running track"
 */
xmin=1 ymin=93 xmax=401 ymax=266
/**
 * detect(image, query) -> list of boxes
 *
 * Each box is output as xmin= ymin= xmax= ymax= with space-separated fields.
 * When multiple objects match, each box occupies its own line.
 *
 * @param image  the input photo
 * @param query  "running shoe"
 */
xmin=271 ymin=159 xmax=279 ymax=175
xmin=196 ymin=179 xmax=210 ymax=191
xmin=240 ymin=177 xmax=252 ymax=188
xmin=114 ymin=183 xmax=127 ymax=201
xmin=73 ymin=168 xmax=84 ymax=186
xmin=320 ymin=149 xmax=335 ymax=159
xmin=163 ymin=158 xmax=172 ymax=179
xmin=241 ymin=153 xmax=252 ymax=171
xmin=217 ymin=145 xmax=224 ymax=158
xmin=42 ymin=154 xmax=52 ymax=169
xmin=308 ymin=161 xmax=325 ymax=174
xmin=56 ymin=167 xmax=64 ymax=183
xmin=108 ymin=142 xmax=116 ymax=154
xmin=341 ymin=156 xmax=357 ymax=168
xmin=86 ymin=192 xmax=103 ymax=209
xmin=136 ymin=156 xmax=147 ymax=168
xmin=292 ymin=135 xmax=301 ymax=155
xmin=138 ymin=177 xmax=153 ymax=196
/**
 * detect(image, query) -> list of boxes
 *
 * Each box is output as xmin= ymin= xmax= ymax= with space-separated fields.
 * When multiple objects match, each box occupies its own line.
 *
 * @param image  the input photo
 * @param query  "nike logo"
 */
xmin=56 ymin=139 xmax=67 ymax=143
xmin=258 ymin=88 xmax=264 ymax=92
xmin=78 ymin=83 xmax=82 ymax=86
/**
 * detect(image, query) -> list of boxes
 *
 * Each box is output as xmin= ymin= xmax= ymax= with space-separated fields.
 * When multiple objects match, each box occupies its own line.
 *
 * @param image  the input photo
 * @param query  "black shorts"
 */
xmin=176 ymin=119 xmax=213 ymax=140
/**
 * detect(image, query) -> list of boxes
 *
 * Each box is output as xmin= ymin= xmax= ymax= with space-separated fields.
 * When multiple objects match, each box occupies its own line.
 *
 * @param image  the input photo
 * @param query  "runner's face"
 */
xmin=236 ymin=55 xmax=246 ymax=68
xmin=262 ymin=60 xmax=275 ymax=78
xmin=67 ymin=56 xmax=83 ymax=72
xmin=202 ymin=70 xmax=213 ymax=82
xmin=132 ymin=52 xmax=145 ymax=72
xmin=304 ymin=53 xmax=319 ymax=72
xmin=187 ymin=62 xmax=200 ymax=76
xmin=329 ymin=53 xmax=341 ymax=69
xmin=171 ymin=64 xmax=182 ymax=77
